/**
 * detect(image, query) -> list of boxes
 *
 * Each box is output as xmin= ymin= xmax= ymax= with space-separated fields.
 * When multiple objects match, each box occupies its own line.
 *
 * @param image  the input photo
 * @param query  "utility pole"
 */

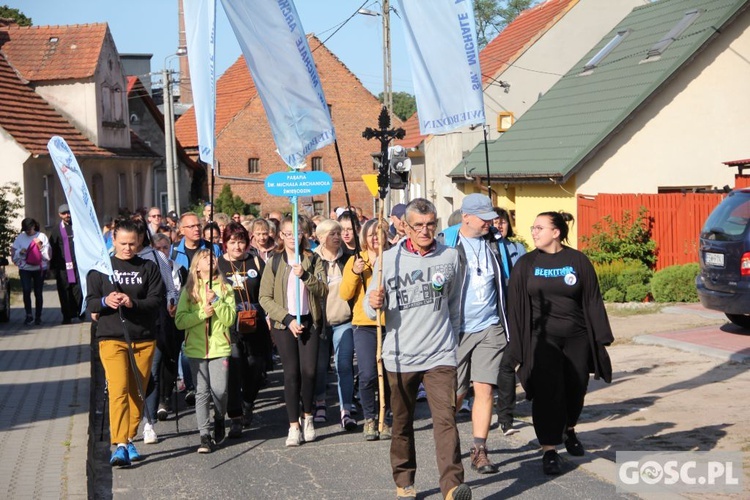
xmin=163 ymin=68 xmax=176 ymax=213
xmin=383 ymin=0 xmax=393 ymax=121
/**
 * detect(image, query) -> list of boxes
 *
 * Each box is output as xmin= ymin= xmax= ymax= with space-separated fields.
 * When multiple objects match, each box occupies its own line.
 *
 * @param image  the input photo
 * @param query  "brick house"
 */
xmin=175 ymin=35 xmax=393 ymax=218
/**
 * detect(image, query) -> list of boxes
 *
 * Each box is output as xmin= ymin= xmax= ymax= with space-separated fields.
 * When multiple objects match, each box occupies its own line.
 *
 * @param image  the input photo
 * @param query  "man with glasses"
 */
xmin=169 ymin=212 xmax=222 ymax=272
xmin=147 ymin=207 xmax=163 ymax=237
xmin=48 ymin=204 xmax=82 ymax=324
xmin=366 ymin=198 xmax=471 ymax=500
xmin=438 ymin=194 xmax=510 ymax=475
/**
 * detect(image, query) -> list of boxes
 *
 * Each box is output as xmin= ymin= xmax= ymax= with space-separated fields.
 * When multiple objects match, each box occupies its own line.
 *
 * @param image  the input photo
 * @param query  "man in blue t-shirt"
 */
xmin=439 ymin=194 xmax=511 ymax=475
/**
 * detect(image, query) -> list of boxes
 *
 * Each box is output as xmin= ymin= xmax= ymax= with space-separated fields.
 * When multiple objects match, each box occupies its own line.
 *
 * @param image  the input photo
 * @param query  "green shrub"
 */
xmin=604 ymin=287 xmax=626 ymax=303
xmin=581 ymin=206 xmax=657 ymax=269
xmin=594 ymin=261 xmax=627 ymax=296
xmin=616 ymin=260 xmax=652 ymax=291
xmin=651 ymin=263 xmax=700 ymax=302
xmin=625 ymin=283 xmax=651 ymax=302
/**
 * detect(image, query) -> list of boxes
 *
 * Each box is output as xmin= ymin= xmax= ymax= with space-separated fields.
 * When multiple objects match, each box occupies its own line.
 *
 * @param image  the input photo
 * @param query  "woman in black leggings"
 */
xmin=507 ymin=211 xmax=613 ymax=475
xmin=259 ymin=216 xmax=327 ymax=447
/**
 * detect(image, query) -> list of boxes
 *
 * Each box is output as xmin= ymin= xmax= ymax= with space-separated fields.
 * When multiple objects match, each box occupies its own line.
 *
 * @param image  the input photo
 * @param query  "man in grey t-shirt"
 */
xmin=367 ymin=198 xmax=471 ymax=500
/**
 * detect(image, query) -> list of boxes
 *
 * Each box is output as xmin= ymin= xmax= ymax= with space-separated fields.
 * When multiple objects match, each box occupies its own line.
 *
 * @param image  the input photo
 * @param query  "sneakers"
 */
xmin=380 ymin=422 xmax=392 ymax=441
xmin=185 ymin=390 xmax=196 ymax=407
xmin=500 ymin=421 xmax=519 ymax=436
xmin=564 ymin=428 xmax=584 ymax=456
xmin=197 ymin=434 xmax=214 ymax=453
xmin=285 ymin=426 xmax=302 ymax=447
xmin=156 ymin=404 xmax=169 ymax=421
xmin=396 ymin=485 xmax=417 ymax=499
xmin=228 ymin=417 xmax=243 ymax=439
xmin=143 ymin=422 xmax=158 ymax=444
xmin=363 ymin=418 xmax=379 ymax=441
xmin=313 ymin=403 xmax=327 ymax=423
xmin=341 ymin=411 xmax=357 ymax=432
xmin=542 ymin=449 xmax=562 ymax=475
xmin=24 ymin=315 xmax=33 ymax=325
xmin=470 ymin=445 xmax=497 ymax=474
xmin=34 ymin=317 xmax=41 ymax=325
xmin=109 ymin=445 xmax=130 ymax=467
xmin=213 ymin=416 xmax=226 ymax=444
xmin=127 ymin=441 xmax=143 ymax=462
xmin=446 ymin=483 xmax=472 ymax=500
xmin=416 ymin=384 xmax=427 ymax=402
xmin=302 ymin=415 xmax=317 ymax=442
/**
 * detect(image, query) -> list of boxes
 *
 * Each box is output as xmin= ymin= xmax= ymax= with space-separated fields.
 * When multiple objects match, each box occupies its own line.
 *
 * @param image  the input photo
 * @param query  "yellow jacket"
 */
xmin=339 ymin=250 xmax=384 ymax=326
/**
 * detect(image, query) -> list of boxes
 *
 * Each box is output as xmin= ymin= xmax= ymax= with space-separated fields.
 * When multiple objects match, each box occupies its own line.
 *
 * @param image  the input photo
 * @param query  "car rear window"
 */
xmin=701 ymin=192 xmax=750 ymax=241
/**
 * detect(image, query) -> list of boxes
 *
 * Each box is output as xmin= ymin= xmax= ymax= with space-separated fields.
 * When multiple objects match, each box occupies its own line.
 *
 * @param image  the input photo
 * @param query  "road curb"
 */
xmin=633 ymin=334 xmax=750 ymax=364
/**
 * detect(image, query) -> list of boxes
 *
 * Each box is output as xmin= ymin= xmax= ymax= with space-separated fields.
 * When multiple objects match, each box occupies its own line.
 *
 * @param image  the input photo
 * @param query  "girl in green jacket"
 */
xmin=175 ymin=249 xmax=236 ymax=453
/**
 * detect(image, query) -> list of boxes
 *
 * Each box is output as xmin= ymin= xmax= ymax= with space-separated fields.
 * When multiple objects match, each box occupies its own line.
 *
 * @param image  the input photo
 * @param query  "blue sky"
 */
xmin=18 ymin=0 xmax=414 ymax=95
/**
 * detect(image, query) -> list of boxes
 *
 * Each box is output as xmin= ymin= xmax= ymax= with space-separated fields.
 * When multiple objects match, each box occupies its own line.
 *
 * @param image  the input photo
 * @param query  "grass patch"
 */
xmin=606 ymin=303 xmax=664 ymax=317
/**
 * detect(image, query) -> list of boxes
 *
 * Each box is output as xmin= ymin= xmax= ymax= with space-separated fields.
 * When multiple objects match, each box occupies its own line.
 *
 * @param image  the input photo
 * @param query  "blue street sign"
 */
xmin=264 ymin=171 xmax=333 ymax=197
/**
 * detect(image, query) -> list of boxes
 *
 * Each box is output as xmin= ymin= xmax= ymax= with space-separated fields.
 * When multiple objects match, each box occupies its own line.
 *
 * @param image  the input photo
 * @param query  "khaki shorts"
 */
xmin=456 ymin=323 xmax=507 ymax=396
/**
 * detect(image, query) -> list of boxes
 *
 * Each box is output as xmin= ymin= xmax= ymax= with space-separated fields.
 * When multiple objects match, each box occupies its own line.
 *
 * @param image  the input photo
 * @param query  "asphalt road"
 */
xmin=92 ymin=366 xmax=635 ymax=500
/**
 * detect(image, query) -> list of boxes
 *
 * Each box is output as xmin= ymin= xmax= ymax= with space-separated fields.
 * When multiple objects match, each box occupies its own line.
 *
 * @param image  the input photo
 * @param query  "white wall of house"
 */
xmin=576 ymin=9 xmax=750 ymax=194
xmin=34 ymin=81 xmax=99 ymax=144
xmin=0 ymin=130 xmax=28 ymax=187
xmin=422 ymin=0 xmax=643 ymax=222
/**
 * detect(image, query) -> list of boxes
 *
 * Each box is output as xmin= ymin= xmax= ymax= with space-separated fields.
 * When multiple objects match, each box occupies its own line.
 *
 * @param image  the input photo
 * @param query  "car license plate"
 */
xmin=704 ymin=252 xmax=724 ymax=267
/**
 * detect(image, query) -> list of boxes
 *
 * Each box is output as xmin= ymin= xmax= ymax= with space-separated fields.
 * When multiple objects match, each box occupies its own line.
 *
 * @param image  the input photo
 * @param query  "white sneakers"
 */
xmin=302 ymin=415 xmax=317 ymax=442
xmin=285 ymin=426 xmax=302 ymax=447
xmin=285 ymin=416 xmax=316 ymax=447
xmin=143 ymin=422 xmax=158 ymax=444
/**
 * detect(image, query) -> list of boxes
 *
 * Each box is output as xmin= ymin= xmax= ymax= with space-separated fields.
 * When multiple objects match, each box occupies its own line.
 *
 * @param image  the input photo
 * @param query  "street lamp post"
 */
xmin=163 ymin=49 xmax=186 ymax=214
xmin=359 ymin=3 xmax=393 ymax=121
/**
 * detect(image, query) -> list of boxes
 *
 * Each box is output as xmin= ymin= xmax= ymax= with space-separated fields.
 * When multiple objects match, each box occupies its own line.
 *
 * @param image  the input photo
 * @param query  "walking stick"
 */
xmin=100 ymin=380 xmax=108 ymax=441
xmin=363 ymin=106 xmax=405 ymax=433
xmin=116 ymin=300 xmax=154 ymax=427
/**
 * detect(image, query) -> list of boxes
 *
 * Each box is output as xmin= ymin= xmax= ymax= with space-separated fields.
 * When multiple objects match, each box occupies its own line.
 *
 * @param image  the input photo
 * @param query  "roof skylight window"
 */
xmin=583 ymin=29 xmax=631 ymax=72
xmin=646 ymin=8 xmax=703 ymax=59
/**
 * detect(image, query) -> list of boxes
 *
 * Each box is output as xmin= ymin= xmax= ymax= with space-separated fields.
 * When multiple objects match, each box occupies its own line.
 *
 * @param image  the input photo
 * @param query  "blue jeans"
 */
xmin=331 ymin=322 xmax=354 ymax=412
xmin=19 ymin=269 xmax=44 ymax=319
xmin=314 ymin=330 xmax=332 ymax=402
xmin=353 ymin=325 xmax=390 ymax=420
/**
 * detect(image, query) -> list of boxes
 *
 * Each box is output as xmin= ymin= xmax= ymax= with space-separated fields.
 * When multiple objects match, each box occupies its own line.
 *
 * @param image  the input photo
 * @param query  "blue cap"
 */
xmin=461 ymin=194 xmax=496 ymax=221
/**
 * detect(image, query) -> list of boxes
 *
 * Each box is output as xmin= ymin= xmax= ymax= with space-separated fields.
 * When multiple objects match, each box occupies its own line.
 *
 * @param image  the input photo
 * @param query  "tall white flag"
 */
xmin=183 ymin=0 xmax=216 ymax=166
xmin=396 ymin=0 xmax=486 ymax=135
xmin=220 ymin=0 xmax=335 ymax=168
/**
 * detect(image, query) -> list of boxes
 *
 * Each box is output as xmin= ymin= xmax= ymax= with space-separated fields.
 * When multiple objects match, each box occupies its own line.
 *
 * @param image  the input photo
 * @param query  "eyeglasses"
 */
xmin=530 ymin=225 xmax=553 ymax=233
xmin=281 ymin=232 xmax=299 ymax=239
xmin=182 ymin=224 xmax=200 ymax=230
xmin=405 ymin=221 xmax=438 ymax=233
xmin=149 ymin=214 xmax=162 ymax=218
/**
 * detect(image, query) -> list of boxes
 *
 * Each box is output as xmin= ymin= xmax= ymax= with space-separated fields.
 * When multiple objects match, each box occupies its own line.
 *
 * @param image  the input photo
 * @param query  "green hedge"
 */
xmin=650 ymin=263 xmax=700 ymax=302
xmin=595 ymin=260 xmax=652 ymax=302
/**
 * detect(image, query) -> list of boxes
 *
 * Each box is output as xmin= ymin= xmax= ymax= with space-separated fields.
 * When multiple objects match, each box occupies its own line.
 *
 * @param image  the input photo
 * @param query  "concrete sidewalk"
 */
xmin=0 ymin=283 xmax=91 ymax=499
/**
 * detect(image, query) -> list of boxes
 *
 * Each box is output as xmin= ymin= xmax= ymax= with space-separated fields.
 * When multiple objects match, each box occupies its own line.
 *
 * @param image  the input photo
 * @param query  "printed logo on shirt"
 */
xmin=387 ymin=263 xmax=455 ymax=311
xmin=533 ymin=266 xmax=575 ymax=278
xmin=227 ymin=271 xmax=247 ymax=289
xmin=114 ymin=270 xmax=143 ymax=285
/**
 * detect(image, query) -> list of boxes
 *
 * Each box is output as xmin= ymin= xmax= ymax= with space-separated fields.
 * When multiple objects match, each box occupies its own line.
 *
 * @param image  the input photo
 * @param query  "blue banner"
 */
xmin=183 ymin=0 xmax=216 ymax=166
xmin=396 ymin=0 xmax=486 ymax=135
xmin=220 ymin=0 xmax=335 ymax=169
xmin=47 ymin=136 xmax=114 ymax=312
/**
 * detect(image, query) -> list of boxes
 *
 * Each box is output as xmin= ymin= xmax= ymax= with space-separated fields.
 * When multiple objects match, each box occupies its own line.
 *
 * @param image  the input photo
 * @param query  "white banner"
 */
xmin=220 ymin=0 xmax=335 ymax=168
xmin=396 ymin=0 xmax=486 ymax=135
xmin=47 ymin=136 xmax=114 ymax=311
xmin=183 ymin=0 xmax=216 ymax=166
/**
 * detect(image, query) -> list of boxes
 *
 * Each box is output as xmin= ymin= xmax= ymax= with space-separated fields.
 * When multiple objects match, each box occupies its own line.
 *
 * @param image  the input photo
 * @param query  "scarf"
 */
xmin=60 ymin=222 xmax=76 ymax=283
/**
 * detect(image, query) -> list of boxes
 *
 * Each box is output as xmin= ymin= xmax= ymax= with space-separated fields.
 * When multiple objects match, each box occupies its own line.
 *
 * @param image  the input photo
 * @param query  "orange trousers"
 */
xmin=99 ymin=339 xmax=156 ymax=445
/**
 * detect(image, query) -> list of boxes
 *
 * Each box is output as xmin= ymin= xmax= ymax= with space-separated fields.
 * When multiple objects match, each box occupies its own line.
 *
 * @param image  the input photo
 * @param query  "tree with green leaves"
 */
xmin=378 ymin=91 xmax=417 ymax=121
xmin=0 ymin=182 xmax=23 ymax=257
xmin=0 ymin=5 xmax=32 ymax=26
xmin=473 ymin=0 xmax=537 ymax=49
xmin=214 ymin=184 xmax=259 ymax=217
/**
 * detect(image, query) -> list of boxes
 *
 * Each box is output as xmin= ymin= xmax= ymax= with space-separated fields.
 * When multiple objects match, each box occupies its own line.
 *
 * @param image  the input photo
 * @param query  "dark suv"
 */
xmin=696 ymin=189 xmax=750 ymax=328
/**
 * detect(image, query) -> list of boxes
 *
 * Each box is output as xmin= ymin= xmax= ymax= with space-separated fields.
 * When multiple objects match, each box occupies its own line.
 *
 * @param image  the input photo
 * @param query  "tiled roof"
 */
xmin=724 ymin=158 xmax=750 ymax=166
xmin=0 ymin=50 xmax=111 ymax=157
xmin=479 ymin=0 xmax=578 ymax=85
xmin=454 ymin=0 xmax=750 ymax=180
xmin=0 ymin=23 xmax=107 ymax=81
xmin=395 ymin=112 xmax=426 ymax=149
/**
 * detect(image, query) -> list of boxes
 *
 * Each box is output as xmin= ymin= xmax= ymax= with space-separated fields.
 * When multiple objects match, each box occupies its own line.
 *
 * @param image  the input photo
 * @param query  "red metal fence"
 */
xmin=577 ymin=192 xmax=726 ymax=270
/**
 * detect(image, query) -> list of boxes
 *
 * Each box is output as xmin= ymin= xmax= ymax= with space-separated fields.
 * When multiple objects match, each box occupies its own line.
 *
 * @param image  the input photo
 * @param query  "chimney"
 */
xmin=178 ymin=0 xmax=193 ymax=105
